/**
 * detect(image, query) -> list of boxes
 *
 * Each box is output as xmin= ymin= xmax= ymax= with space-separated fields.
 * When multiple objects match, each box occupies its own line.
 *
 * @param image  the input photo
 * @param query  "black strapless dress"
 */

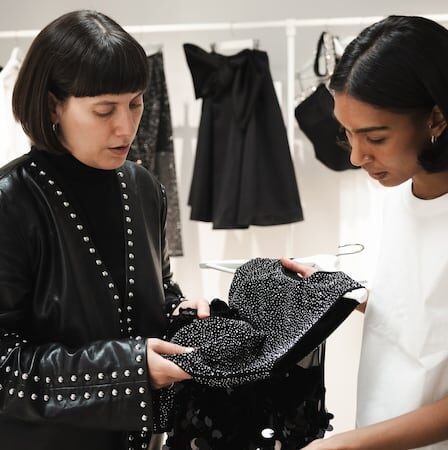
xmin=184 ymin=44 xmax=304 ymax=229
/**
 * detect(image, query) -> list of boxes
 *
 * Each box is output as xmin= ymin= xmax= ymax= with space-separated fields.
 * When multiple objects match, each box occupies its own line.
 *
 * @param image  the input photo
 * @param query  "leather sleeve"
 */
xmin=0 ymin=188 xmax=153 ymax=432
xmin=159 ymin=183 xmax=185 ymax=316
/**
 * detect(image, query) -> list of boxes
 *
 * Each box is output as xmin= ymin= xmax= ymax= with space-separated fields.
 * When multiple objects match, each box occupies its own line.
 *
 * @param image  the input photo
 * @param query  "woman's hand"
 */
xmin=173 ymin=297 xmax=210 ymax=319
xmin=146 ymin=338 xmax=193 ymax=389
xmin=280 ymin=257 xmax=319 ymax=278
xmin=303 ymin=433 xmax=359 ymax=450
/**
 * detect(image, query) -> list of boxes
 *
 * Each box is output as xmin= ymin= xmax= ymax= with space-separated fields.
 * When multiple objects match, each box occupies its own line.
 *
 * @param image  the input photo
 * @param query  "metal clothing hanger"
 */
xmin=199 ymin=243 xmax=366 ymax=275
xmin=336 ymin=243 xmax=365 ymax=256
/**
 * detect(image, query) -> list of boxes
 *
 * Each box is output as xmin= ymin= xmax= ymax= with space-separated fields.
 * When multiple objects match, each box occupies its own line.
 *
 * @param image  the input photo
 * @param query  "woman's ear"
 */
xmin=428 ymin=105 xmax=447 ymax=138
xmin=48 ymin=92 xmax=61 ymax=124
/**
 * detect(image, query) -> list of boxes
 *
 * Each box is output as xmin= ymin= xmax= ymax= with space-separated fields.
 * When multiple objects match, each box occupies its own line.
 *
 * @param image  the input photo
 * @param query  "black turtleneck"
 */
xmin=30 ymin=148 xmax=126 ymax=298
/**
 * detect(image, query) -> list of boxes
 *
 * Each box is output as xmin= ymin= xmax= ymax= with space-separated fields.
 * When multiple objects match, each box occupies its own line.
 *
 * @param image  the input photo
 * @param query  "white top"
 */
xmin=357 ymin=179 xmax=448 ymax=449
xmin=0 ymin=47 xmax=30 ymax=167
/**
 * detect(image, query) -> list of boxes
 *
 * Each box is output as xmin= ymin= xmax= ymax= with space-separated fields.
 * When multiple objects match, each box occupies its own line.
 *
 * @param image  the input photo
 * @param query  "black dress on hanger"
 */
xmin=128 ymin=52 xmax=183 ymax=256
xmin=184 ymin=44 xmax=304 ymax=229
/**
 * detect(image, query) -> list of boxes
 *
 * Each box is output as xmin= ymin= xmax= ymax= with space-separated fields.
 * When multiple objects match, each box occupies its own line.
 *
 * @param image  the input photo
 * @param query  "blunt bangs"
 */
xmin=63 ymin=36 xmax=149 ymax=98
xmin=48 ymin=11 xmax=149 ymax=100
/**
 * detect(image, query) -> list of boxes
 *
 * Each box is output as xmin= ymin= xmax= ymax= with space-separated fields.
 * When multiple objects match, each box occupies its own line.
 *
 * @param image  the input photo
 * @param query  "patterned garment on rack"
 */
xmin=128 ymin=52 xmax=183 ymax=256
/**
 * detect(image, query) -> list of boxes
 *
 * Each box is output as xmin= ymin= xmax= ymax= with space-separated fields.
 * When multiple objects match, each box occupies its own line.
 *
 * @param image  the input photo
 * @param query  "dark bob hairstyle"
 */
xmin=13 ymin=10 xmax=149 ymax=154
xmin=330 ymin=15 xmax=448 ymax=173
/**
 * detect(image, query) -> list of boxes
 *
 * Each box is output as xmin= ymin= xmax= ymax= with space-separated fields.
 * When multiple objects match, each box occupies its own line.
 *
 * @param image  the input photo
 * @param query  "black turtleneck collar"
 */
xmin=30 ymin=147 xmax=116 ymax=181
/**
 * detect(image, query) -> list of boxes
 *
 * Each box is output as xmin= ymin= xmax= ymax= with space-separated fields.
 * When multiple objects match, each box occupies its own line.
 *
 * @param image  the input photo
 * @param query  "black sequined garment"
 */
xmin=165 ymin=344 xmax=331 ymax=449
xmin=154 ymin=258 xmax=361 ymax=448
xmin=128 ymin=52 xmax=183 ymax=256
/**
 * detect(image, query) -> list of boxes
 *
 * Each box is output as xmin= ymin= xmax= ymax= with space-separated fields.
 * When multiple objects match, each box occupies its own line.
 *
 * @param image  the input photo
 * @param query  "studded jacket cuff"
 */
xmin=0 ymin=333 xmax=153 ymax=432
xmin=164 ymin=280 xmax=186 ymax=318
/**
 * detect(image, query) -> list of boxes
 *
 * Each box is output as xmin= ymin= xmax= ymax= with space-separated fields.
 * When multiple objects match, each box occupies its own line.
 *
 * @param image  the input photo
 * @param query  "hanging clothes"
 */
xmin=0 ymin=48 xmax=30 ymax=167
xmin=184 ymin=44 xmax=304 ymax=229
xmin=295 ymin=84 xmax=358 ymax=171
xmin=128 ymin=51 xmax=183 ymax=257
xmin=295 ymin=33 xmax=358 ymax=172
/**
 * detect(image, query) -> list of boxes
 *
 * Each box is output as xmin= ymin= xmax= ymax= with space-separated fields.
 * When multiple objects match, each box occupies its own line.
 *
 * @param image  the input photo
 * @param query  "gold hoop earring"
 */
xmin=431 ymin=135 xmax=437 ymax=145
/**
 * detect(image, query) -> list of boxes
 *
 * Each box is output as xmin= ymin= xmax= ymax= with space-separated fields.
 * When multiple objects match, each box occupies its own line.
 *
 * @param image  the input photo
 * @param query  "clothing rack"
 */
xmin=2 ymin=13 xmax=448 ymax=151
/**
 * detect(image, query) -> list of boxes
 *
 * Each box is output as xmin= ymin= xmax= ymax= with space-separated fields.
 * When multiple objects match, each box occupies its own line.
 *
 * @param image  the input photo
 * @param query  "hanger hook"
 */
xmin=336 ymin=243 xmax=365 ymax=256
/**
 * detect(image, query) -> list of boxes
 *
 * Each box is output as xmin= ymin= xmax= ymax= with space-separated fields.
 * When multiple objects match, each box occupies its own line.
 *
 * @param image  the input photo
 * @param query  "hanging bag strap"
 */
xmin=313 ymin=32 xmax=329 ymax=77
xmin=313 ymin=31 xmax=339 ymax=79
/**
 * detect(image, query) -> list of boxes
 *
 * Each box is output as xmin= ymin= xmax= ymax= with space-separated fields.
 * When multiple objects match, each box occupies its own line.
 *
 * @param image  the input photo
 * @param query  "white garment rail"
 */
xmin=2 ymin=13 xmax=448 ymax=150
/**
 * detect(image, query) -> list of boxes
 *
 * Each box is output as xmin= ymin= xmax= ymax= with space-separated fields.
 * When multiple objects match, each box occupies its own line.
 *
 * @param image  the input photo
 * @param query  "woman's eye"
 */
xmin=94 ymin=110 xmax=113 ymax=117
xmin=130 ymin=103 xmax=143 ymax=110
xmin=367 ymin=137 xmax=386 ymax=144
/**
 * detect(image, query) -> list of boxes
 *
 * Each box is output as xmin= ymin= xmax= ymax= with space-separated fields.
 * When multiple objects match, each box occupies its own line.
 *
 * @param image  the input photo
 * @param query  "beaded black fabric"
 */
xmin=167 ymin=258 xmax=361 ymax=384
xmin=154 ymin=258 xmax=361 ymax=447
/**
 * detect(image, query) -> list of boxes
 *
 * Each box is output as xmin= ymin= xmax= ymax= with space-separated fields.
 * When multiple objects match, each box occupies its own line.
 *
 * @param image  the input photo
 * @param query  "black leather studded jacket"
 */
xmin=0 ymin=152 xmax=183 ymax=450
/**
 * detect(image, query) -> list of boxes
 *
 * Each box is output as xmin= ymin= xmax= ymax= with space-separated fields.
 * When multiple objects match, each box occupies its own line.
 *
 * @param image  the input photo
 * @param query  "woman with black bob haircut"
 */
xmin=13 ymin=10 xmax=149 ymax=156
xmin=1 ymin=10 xmax=209 ymax=450
xmin=283 ymin=15 xmax=448 ymax=449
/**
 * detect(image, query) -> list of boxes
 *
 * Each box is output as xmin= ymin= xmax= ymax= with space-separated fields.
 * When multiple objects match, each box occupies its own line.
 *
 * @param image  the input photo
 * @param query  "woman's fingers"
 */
xmin=280 ymin=257 xmax=319 ymax=278
xmin=146 ymin=339 xmax=193 ymax=389
xmin=147 ymin=353 xmax=192 ymax=389
xmin=195 ymin=299 xmax=210 ymax=319
xmin=147 ymin=338 xmax=194 ymax=355
xmin=172 ymin=298 xmax=210 ymax=319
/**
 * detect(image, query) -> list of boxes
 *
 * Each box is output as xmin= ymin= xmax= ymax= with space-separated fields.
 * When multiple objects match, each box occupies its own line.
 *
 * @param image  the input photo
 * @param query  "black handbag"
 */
xmin=295 ymin=33 xmax=359 ymax=171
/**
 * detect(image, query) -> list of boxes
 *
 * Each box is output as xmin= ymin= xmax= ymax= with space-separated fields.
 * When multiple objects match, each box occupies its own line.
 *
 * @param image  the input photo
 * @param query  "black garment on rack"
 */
xmin=153 ymin=258 xmax=361 ymax=448
xmin=128 ymin=52 xmax=183 ymax=256
xmin=295 ymin=84 xmax=358 ymax=171
xmin=294 ymin=34 xmax=357 ymax=172
xmin=184 ymin=44 xmax=304 ymax=229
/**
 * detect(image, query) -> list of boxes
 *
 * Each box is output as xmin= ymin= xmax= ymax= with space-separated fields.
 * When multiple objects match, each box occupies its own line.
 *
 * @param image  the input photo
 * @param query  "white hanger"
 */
xmin=199 ymin=244 xmax=366 ymax=277
xmin=200 ymin=254 xmax=339 ymax=274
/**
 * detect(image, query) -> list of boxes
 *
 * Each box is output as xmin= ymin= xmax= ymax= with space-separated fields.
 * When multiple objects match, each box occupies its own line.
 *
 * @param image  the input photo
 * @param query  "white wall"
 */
xmin=1 ymin=0 xmax=446 ymax=436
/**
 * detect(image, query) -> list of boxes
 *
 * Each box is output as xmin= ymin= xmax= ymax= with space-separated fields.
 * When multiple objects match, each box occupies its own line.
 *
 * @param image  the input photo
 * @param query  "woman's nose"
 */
xmin=114 ymin=110 xmax=136 ymax=137
xmin=349 ymin=140 xmax=371 ymax=167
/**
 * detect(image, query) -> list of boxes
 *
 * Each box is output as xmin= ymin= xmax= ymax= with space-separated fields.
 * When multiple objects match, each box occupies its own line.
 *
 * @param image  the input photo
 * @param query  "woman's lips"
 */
xmin=109 ymin=145 xmax=130 ymax=155
xmin=368 ymin=171 xmax=388 ymax=180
